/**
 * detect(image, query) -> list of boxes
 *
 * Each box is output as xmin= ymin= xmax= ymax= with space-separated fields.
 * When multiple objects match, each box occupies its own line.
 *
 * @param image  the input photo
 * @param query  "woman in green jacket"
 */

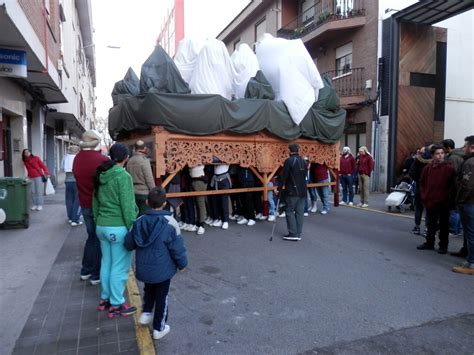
xmin=93 ymin=143 xmax=138 ymax=318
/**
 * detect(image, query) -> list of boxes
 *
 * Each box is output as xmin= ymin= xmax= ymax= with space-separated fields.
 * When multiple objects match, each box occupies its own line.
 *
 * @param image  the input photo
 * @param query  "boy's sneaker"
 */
xmin=97 ymin=299 xmax=110 ymax=311
xmin=153 ymin=324 xmax=170 ymax=340
xmin=80 ymin=273 xmax=91 ymax=281
xmin=139 ymin=312 xmax=153 ymax=325
xmin=237 ymin=218 xmax=249 ymax=225
xmin=221 ymin=222 xmax=229 ymax=230
xmin=212 ymin=220 xmax=223 ymax=227
xmin=108 ymin=303 xmax=137 ymax=319
xmin=267 ymin=215 xmax=276 ymax=222
xmin=90 ymin=277 xmax=100 ymax=286
xmin=247 ymin=219 xmax=256 ymax=226
xmin=197 ymin=226 xmax=205 ymax=235
xmin=70 ymin=221 xmax=83 ymax=227
xmin=303 ymin=212 xmax=309 ymax=217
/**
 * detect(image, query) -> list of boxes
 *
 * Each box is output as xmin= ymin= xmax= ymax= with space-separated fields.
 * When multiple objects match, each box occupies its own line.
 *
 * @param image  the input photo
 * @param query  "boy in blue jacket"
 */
xmin=125 ymin=187 xmax=188 ymax=340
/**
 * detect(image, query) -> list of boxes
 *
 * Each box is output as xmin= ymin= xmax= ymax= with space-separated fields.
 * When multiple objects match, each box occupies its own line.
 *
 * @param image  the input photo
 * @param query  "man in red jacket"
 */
xmin=417 ymin=144 xmax=455 ymax=254
xmin=73 ymin=130 xmax=109 ymax=285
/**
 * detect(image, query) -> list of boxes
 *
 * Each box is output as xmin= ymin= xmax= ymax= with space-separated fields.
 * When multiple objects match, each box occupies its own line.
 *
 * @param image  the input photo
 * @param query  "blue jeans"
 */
xmin=267 ymin=182 xmax=276 ymax=215
xmin=96 ymin=226 xmax=132 ymax=306
xmin=211 ymin=178 xmax=230 ymax=222
xmin=315 ymin=178 xmax=330 ymax=212
xmin=340 ymin=175 xmax=354 ymax=203
xmin=30 ymin=176 xmax=44 ymax=207
xmin=65 ymin=181 xmax=81 ymax=222
xmin=81 ymin=208 xmax=102 ymax=279
xmin=285 ymin=196 xmax=305 ymax=237
xmin=458 ymin=203 xmax=474 ymax=264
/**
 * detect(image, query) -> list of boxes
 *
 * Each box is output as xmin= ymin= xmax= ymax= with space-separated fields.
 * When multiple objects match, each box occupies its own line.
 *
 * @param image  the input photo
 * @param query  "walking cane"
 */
xmin=269 ymin=195 xmax=281 ymax=242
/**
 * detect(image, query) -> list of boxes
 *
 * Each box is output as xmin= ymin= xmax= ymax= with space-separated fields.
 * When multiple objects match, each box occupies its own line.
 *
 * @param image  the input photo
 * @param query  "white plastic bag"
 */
xmin=45 ymin=178 xmax=55 ymax=195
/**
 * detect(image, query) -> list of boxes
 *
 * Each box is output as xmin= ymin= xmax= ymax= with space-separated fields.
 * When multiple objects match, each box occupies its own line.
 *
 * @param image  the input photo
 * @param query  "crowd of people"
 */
xmin=406 ymin=136 xmax=474 ymax=275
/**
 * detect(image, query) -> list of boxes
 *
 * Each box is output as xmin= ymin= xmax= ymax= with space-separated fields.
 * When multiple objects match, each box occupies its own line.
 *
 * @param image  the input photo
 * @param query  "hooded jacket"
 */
xmin=124 ymin=210 xmax=188 ymax=284
xmin=93 ymin=164 xmax=137 ymax=229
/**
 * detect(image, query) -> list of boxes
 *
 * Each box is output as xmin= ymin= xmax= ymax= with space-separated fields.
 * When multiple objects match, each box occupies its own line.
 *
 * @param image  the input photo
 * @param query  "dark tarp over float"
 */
xmin=108 ymin=46 xmax=346 ymax=144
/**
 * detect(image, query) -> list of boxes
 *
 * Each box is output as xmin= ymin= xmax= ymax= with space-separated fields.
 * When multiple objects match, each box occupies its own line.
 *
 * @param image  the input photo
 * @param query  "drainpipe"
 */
xmin=28 ymin=0 xmax=49 ymax=74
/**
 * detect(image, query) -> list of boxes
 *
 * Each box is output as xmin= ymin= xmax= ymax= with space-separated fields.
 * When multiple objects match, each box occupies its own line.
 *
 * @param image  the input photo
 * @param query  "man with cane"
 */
xmin=278 ymin=144 xmax=308 ymax=241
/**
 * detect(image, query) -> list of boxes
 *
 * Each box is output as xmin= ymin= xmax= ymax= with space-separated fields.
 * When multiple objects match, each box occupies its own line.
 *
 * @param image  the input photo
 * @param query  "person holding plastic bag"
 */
xmin=22 ymin=149 xmax=49 ymax=211
xmin=93 ymin=143 xmax=138 ymax=318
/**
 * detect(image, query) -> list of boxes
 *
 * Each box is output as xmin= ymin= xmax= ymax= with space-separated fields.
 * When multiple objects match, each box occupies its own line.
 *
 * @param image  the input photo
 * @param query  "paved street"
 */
xmin=155 ymin=195 xmax=473 ymax=354
xmin=2 ymin=191 xmax=473 ymax=354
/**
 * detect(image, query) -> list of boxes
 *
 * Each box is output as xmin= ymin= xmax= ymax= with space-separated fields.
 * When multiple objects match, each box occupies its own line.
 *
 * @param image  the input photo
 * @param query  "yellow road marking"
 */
xmin=127 ymin=269 xmax=156 ymax=355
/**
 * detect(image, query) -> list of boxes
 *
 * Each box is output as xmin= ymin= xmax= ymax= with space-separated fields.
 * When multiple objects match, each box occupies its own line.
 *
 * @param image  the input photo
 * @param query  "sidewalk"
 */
xmin=10 ymin=190 xmax=139 ymax=355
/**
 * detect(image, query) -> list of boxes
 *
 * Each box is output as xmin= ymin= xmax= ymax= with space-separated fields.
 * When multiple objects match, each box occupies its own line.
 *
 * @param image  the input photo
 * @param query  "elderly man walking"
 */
xmin=126 ymin=140 xmax=156 ymax=216
xmin=452 ymin=135 xmax=474 ymax=275
xmin=279 ymin=143 xmax=308 ymax=241
xmin=73 ymin=130 xmax=109 ymax=285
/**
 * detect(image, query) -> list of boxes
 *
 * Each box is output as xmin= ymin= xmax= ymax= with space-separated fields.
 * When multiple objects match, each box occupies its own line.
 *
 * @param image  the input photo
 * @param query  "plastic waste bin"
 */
xmin=0 ymin=177 xmax=30 ymax=228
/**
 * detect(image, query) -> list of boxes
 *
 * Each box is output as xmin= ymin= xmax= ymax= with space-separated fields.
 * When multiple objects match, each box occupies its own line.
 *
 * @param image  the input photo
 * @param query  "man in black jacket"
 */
xmin=279 ymin=144 xmax=308 ymax=241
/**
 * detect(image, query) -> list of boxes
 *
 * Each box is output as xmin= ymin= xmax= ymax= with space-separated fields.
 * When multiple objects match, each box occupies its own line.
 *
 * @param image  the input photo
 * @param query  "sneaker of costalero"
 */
xmin=70 ymin=221 xmax=83 ymax=227
xmin=108 ymin=303 xmax=137 ymax=319
xmin=349 ymin=202 xmax=354 ymax=206
xmin=221 ymin=222 xmax=229 ymax=230
xmin=90 ymin=278 xmax=100 ymax=286
xmin=197 ymin=226 xmax=205 ymax=235
xmin=278 ymin=212 xmax=286 ymax=218
xmin=339 ymin=201 xmax=346 ymax=206
xmin=212 ymin=220 xmax=223 ymax=227
xmin=267 ymin=215 xmax=276 ymax=222
xmin=153 ymin=325 xmax=170 ymax=340
xmin=187 ymin=225 xmax=198 ymax=232
xmin=80 ymin=274 xmax=91 ymax=281
xmin=97 ymin=299 xmax=110 ymax=311
xmin=256 ymin=213 xmax=267 ymax=220
xmin=247 ymin=219 xmax=256 ymax=226
xmin=237 ymin=218 xmax=249 ymax=225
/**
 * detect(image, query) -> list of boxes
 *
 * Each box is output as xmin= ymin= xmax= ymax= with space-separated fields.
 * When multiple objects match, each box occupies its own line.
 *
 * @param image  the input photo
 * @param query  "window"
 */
xmin=255 ymin=17 xmax=266 ymax=43
xmin=301 ymin=0 xmax=315 ymax=22
xmin=335 ymin=42 xmax=352 ymax=76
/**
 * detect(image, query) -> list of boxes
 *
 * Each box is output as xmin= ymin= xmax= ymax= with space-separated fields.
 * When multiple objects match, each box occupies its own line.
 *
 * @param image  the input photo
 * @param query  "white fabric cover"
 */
xmin=385 ymin=192 xmax=406 ymax=206
xmin=189 ymin=39 xmax=236 ymax=100
xmin=231 ymin=43 xmax=260 ymax=99
xmin=256 ymin=33 xmax=324 ymax=125
xmin=174 ymin=38 xmax=203 ymax=84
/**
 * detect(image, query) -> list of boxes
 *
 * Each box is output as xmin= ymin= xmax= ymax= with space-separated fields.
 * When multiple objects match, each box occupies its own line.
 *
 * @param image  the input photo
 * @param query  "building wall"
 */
xmin=437 ymin=10 xmax=474 ymax=147
xmin=18 ymin=0 xmax=61 ymax=69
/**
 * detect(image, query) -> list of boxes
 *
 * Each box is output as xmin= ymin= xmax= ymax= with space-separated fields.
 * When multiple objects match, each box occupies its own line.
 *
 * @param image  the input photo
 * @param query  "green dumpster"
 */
xmin=0 ymin=178 xmax=30 ymax=228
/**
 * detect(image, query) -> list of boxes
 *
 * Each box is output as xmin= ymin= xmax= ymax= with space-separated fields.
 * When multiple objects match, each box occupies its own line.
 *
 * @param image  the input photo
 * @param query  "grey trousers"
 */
xmin=285 ymin=196 xmax=306 ymax=237
xmin=31 ymin=176 xmax=44 ymax=206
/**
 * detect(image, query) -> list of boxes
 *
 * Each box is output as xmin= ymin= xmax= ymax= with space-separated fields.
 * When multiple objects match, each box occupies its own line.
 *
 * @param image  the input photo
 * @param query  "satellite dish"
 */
xmin=0 ymin=208 xmax=5 ymax=224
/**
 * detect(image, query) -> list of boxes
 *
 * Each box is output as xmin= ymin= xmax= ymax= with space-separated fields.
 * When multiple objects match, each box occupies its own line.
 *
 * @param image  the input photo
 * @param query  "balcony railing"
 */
xmin=277 ymin=0 xmax=365 ymax=40
xmin=322 ymin=67 xmax=365 ymax=97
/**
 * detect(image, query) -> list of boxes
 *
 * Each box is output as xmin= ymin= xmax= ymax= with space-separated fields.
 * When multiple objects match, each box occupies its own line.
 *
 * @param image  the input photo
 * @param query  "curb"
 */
xmin=127 ymin=269 xmax=156 ymax=355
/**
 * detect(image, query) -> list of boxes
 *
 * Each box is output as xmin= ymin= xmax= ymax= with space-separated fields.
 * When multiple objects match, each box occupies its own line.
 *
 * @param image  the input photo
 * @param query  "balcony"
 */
xmin=322 ymin=67 xmax=366 ymax=107
xmin=277 ymin=0 xmax=366 ymax=41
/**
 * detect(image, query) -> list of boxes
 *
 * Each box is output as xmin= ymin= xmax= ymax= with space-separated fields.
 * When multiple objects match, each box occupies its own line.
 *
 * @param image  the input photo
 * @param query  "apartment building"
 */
xmin=218 ymin=0 xmax=378 ymax=159
xmin=0 ymin=0 xmax=96 ymax=181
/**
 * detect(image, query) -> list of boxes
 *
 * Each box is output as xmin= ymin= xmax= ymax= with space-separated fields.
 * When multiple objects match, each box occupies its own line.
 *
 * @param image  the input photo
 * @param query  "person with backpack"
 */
xmin=278 ymin=144 xmax=308 ymax=241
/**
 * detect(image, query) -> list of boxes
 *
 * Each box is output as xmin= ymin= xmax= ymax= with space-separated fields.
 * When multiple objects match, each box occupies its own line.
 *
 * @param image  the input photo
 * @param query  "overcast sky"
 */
xmin=92 ymin=0 xmax=250 ymax=120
